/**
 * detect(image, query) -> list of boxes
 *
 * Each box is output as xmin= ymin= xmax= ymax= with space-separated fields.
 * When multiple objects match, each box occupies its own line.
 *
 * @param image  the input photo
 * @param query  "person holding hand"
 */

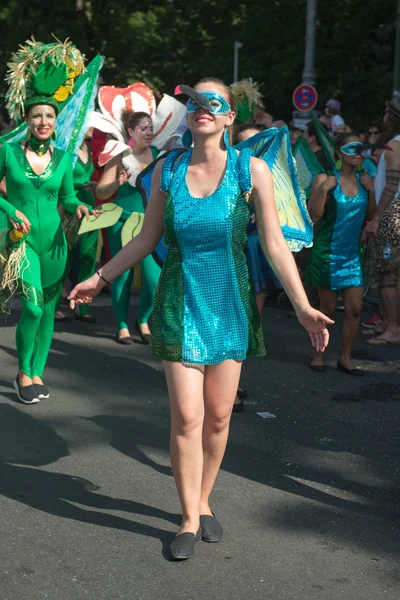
xmin=306 ymin=133 xmax=376 ymax=375
xmin=69 ymin=78 xmax=332 ymax=560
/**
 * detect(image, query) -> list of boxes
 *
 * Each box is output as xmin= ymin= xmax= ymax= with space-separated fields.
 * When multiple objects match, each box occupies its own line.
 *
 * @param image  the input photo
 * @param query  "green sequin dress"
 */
xmin=152 ymin=147 xmax=265 ymax=364
xmin=0 ymin=142 xmax=88 ymax=377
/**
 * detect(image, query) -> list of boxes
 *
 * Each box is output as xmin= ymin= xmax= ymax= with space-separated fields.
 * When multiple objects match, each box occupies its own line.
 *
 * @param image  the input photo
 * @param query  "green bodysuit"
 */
xmin=107 ymin=147 xmax=161 ymax=331
xmin=57 ymin=154 xmax=97 ymax=316
xmin=0 ymin=142 xmax=88 ymax=378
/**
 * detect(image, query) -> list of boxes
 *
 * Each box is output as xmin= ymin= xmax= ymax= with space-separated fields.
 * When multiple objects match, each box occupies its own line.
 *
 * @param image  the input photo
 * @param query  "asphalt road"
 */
xmin=0 ymin=295 xmax=399 ymax=600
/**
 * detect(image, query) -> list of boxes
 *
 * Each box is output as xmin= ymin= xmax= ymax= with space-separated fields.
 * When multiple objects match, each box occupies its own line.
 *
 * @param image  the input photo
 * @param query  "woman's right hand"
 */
xmin=68 ymin=272 xmax=106 ymax=309
xmin=117 ymin=168 xmax=129 ymax=187
xmin=9 ymin=210 xmax=31 ymax=235
xmin=321 ymin=175 xmax=337 ymax=192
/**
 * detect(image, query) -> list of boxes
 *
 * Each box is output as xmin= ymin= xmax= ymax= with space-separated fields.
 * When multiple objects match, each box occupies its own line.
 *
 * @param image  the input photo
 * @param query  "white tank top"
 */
xmin=375 ymin=134 xmax=400 ymax=203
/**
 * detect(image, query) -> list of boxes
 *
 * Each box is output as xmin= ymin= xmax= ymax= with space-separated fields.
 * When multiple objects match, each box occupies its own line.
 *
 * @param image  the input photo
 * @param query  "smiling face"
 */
xmin=26 ymin=104 xmax=57 ymax=141
xmin=188 ymin=82 xmax=236 ymax=141
xmin=128 ymin=117 xmax=154 ymax=150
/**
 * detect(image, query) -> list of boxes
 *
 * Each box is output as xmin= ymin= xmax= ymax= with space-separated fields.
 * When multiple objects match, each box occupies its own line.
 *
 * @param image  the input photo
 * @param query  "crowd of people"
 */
xmin=0 ymin=36 xmax=399 ymax=561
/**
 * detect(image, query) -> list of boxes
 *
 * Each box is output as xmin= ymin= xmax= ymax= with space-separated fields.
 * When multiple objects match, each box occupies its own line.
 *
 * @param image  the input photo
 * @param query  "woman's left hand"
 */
xmin=360 ymin=172 xmax=374 ymax=192
xmin=76 ymin=205 xmax=103 ymax=220
xmin=296 ymin=306 xmax=334 ymax=352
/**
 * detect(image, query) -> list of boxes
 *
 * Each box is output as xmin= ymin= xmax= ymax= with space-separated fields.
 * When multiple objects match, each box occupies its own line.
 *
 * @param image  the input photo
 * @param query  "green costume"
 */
xmin=107 ymin=146 xmax=161 ymax=330
xmin=0 ymin=142 xmax=88 ymax=377
xmin=57 ymin=153 xmax=97 ymax=316
xmin=73 ymin=155 xmax=97 ymax=316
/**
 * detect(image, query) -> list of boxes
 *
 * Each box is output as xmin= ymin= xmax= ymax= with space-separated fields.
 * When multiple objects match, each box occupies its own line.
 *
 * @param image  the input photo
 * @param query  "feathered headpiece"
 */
xmin=230 ymin=79 xmax=264 ymax=125
xmin=5 ymin=36 xmax=86 ymax=120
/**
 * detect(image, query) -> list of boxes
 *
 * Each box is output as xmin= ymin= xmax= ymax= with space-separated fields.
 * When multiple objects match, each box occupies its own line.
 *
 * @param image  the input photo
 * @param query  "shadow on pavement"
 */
xmin=0 ymin=404 xmax=178 ymax=556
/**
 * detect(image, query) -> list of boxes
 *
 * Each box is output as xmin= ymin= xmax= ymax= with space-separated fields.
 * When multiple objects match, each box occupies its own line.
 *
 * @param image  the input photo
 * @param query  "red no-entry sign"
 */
xmin=292 ymin=84 xmax=318 ymax=111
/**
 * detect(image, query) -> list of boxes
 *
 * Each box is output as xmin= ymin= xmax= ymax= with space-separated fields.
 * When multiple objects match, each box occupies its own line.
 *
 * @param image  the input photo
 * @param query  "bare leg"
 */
xmin=200 ymin=360 xmax=242 ymax=515
xmin=310 ymin=289 xmax=337 ymax=366
xmin=163 ymin=361 xmax=205 ymax=535
xmin=255 ymin=290 xmax=266 ymax=316
xmin=340 ymin=287 xmax=364 ymax=369
xmin=368 ymin=286 xmax=400 ymax=344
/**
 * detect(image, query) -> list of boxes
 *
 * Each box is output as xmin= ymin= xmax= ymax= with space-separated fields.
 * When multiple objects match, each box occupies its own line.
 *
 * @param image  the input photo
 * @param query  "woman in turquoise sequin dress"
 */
xmin=69 ymin=79 xmax=332 ymax=560
xmin=306 ymin=134 xmax=376 ymax=375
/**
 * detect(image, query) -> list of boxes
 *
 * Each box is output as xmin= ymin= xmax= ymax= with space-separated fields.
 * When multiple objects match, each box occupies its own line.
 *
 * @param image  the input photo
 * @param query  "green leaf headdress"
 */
xmin=5 ymin=36 xmax=86 ymax=120
xmin=231 ymin=79 xmax=264 ymax=126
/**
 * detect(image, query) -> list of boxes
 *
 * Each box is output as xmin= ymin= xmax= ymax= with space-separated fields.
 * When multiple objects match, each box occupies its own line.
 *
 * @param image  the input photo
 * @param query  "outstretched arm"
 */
xmin=69 ymin=159 xmax=166 ymax=308
xmin=251 ymin=157 xmax=334 ymax=351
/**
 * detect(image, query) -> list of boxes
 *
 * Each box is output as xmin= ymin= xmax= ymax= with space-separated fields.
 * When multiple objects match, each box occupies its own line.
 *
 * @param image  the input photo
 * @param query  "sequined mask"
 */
xmin=187 ymin=91 xmax=231 ymax=116
xmin=340 ymin=142 xmax=363 ymax=156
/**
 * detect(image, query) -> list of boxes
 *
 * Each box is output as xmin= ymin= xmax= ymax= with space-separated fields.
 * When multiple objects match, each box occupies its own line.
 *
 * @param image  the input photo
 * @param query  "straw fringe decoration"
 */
xmin=0 ymin=235 xmax=29 ymax=314
xmin=5 ymin=35 xmax=86 ymax=120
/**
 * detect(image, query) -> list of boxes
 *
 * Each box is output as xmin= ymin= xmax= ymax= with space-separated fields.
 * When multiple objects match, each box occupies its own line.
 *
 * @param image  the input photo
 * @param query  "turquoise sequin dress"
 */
xmin=152 ymin=147 xmax=266 ymax=364
xmin=306 ymin=170 xmax=368 ymax=290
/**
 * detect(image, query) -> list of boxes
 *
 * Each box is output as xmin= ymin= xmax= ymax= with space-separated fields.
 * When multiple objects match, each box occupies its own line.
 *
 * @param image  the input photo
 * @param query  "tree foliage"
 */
xmin=0 ymin=0 xmax=397 ymax=129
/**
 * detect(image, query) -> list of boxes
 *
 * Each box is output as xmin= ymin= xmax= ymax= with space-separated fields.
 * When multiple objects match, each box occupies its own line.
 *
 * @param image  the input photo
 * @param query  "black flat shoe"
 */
xmin=237 ymin=386 xmax=248 ymax=400
xmin=169 ymin=527 xmax=202 ymax=561
xmin=309 ymin=362 xmax=326 ymax=372
xmin=200 ymin=514 xmax=223 ymax=543
xmin=75 ymin=314 xmax=97 ymax=324
xmin=34 ymin=384 xmax=50 ymax=399
xmin=13 ymin=378 xmax=40 ymax=405
xmin=135 ymin=321 xmax=151 ymax=345
xmin=337 ymin=360 xmax=364 ymax=377
xmin=116 ymin=335 xmax=133 ymax=345
xmin=232 ymin=401 xmax=244 ymax=413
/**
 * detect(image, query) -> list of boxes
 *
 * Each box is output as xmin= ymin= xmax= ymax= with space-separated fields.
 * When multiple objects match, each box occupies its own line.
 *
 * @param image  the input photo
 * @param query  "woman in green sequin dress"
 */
xmin=70 ymin=79 xmax=332 ymax=560
xmin=0 ymin=104 xmax=98 ymax=403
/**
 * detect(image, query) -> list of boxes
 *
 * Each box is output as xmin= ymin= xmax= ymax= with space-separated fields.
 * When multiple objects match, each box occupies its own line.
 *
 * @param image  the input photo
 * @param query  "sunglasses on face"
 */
xmin=369 ymin=130 xmax=379 ymax=135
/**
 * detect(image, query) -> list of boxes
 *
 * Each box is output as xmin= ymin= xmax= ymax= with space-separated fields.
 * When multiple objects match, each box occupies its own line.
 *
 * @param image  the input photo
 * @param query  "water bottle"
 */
xmin=383 ymin=243 xmax=393 ymax=260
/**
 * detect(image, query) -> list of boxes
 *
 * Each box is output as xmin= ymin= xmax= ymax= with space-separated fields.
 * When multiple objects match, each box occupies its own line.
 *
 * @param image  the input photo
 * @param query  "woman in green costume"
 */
xmin=55 ymin=130 xmax=98 ymax=323
xmin=306 ymin=133 xmax=376 ymax=375
xmin=0 ymin=39 xmax=100 ymax=404
xmin=96 ymin=110 xmax=160 ymax=344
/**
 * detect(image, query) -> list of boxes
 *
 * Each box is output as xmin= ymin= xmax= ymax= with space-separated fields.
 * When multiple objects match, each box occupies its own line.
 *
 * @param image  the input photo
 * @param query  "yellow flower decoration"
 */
xmin=54 ymin=86 xmax=69 ymax=102
xmin=10 ymin=229 xmax=24 ymax=243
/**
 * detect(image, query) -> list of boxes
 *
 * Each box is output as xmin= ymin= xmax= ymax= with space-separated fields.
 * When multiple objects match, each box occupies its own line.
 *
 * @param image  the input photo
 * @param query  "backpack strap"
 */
xmin=160 ymin=149 xmax=187 ymax=193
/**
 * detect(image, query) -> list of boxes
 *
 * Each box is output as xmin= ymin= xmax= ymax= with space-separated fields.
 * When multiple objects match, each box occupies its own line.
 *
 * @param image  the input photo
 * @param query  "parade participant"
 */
xmin=0 ymin=38 xmax=101 ymax=404
xmin=55 ymin=128 xmax=99 ymax=323
xmin=306 ymin=134 xmax=376 ymax=374
xmin=233 ymin=123 xmax=281 ymax=314
xmin=91 ymin=83 xmax=186 ymax=344
xmin=69 ymin=78 xmax=332 ymax=560
xmin=96 ymin=110 xmax=160 ymax=344
xmin=232 ymin=122 xmax=281 ymax=412
xmin=362 ymin=99 xmax=400 ymax=346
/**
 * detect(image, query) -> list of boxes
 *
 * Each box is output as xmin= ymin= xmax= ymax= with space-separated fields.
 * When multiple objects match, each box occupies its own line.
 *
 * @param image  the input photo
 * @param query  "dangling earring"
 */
xmin=128 ymin=137 xmax=135 ymax=148
xmin=223 ymin=127 xmax=230 ymax=149
xmin=336 ymin=159 xmax=342 ymax=170
xmin=26 ymin=128 xmax=32 ymax=141
xmin=52 ymin=129 xmax=57 ymax=141
xmin=182 ymin=128 xmax=193 ymax=148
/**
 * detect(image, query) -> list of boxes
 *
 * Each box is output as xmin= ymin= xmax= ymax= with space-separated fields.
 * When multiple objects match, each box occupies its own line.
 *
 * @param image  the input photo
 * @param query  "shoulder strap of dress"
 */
xmin=237 ymin=147 xmax=253 ymax=196
xmin=160 ymin=149 xmax=188 ymax=192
